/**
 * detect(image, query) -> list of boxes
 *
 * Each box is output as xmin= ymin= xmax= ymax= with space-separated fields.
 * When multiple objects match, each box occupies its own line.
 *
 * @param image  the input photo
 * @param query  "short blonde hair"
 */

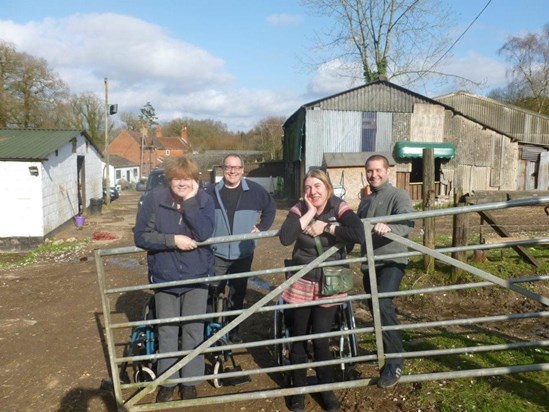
xmin=303 ymin=169 xmax=334 ymax=198
xmin=164 ymin=156 xmax=199 ymax=181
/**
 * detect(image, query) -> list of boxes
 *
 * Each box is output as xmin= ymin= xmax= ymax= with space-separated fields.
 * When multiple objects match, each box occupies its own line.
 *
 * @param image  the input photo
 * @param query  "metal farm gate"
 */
xmin=95 ymin=196 xmax=549 ymax=411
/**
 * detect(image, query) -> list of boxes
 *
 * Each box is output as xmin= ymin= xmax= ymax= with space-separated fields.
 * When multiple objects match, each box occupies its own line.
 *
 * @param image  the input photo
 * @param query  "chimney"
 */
xmin=180 ymin=126 xmax=188 ymax=140
xmin=155 ymin=125 xmax=163 ymax=138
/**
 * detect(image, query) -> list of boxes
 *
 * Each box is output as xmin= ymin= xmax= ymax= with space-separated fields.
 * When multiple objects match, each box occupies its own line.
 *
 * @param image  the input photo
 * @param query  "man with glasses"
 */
xmin=207 ymin=154 xmax=276 ymax=343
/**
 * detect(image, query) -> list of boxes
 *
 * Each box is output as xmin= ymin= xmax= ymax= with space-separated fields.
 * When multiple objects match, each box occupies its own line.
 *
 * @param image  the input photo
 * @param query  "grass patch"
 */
xmin=355 ymin=329 xmax=549 ymax=411
xmin=0 ymin=239 xmax=88 ymax=269
xmin=405 ymin=331 xmax=549 ymax=411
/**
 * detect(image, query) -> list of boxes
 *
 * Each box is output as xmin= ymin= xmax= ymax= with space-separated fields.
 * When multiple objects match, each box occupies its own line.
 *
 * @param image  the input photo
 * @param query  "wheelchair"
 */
xmin=204 ymin=285 xmax=250 ymax=388
xmin=119 ymin=294 xmax=157 ymax=384
xmin=272 ymin=296 xmax=359 ymax=382
xmin=119 ymin=286 xmax=249 ymax=388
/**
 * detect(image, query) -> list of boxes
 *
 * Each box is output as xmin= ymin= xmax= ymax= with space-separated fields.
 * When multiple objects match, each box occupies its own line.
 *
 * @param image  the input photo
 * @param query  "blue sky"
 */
xmin=1 ymin=0 xmax=547 ymax=131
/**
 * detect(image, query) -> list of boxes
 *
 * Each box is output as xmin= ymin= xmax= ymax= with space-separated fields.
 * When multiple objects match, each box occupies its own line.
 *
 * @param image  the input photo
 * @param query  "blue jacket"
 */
xmin=207 ymin=178 xmax=276 ymax=260
xmin=134 ymin=186 xmax=215 ymax=294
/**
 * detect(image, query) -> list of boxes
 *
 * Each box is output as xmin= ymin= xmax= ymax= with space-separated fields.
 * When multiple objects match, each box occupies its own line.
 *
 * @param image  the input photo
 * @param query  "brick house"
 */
xmin=108 ymin=126 xmax=191 ymax=178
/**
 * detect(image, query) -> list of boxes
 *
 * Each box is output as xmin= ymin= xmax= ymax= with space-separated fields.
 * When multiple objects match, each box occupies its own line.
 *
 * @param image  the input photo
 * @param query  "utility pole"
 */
xmin=104 ymin=77 xmax=111 ymax=205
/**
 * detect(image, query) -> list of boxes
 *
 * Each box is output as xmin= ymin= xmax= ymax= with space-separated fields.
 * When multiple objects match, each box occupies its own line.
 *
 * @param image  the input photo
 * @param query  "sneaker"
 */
xmin=156 ymin=385 xmax=175 ymax=402
xmin=377 ymin=364 xmax=402 ymax=388
xmin=229 ymin=330 xmax=243 ymax=344
xmin=180 ymin=385 xmax=197 ymax=400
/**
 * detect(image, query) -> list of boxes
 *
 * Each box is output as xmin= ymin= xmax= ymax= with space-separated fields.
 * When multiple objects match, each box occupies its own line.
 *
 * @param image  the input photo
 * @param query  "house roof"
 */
xmin=108 ymin=154 xmax=139 ymax=167
xmin=323 ymin=152 xmax=395 ymax=167
xmin=434 ymin=91 xmax=549 ymax=147
xmin=155 ymin=136 xmax=188 ymax=150
xmin=284 ymin=80 xmax=458 ymax=127
xmin=0 ymin=129 xmax=98 ymax=161
xmin=283 ymin=80 xmax=520 ymax=143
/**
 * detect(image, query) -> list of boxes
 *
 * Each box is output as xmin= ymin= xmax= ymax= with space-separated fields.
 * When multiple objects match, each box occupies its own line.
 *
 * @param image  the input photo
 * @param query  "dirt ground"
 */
xmin=1 ymin=190 xmax=548 ymax=412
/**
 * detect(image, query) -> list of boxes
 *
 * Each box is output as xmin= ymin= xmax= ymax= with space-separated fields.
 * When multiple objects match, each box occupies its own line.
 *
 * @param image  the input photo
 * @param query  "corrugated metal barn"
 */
xmin=435 ymin=91 xmax=549 ymax=192
xmin=283 ymin=80 xmax=548 ymax=206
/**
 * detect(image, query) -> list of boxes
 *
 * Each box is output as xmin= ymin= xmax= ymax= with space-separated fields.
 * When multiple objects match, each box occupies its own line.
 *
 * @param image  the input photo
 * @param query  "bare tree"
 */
xmin=251 ymin=116 xmax=285 ymax=160
xmin=56 ymin=92 xmax=105 ymax=147
xmin=497 ymin=24 xmax=549 ymax=114
xmin=9 ymin=51 xmax=68 ymax=128
xmin=300 ymin=0 xmax=459 ymax=87
xmin=0 ymin=41 xmax=19 ymax=128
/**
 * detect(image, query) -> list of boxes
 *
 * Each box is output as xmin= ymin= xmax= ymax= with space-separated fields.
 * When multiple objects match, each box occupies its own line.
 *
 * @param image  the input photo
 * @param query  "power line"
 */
xmin=422 ymin=0 xmax=493 ymax=78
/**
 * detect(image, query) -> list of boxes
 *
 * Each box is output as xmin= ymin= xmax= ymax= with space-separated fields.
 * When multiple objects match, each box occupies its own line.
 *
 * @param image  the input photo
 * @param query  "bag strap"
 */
xmin=314 ymin=236 xmax=324 ymax=256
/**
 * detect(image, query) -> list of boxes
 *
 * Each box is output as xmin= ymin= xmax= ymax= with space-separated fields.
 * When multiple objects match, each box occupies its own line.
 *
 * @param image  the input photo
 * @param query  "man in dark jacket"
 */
xmin=207 ymin=154 xmax=276 ymax=343
xmin=357 ymin=154 xmax=414 ymax=389
xmin=134 ymin=156 xmax=215 ymax=402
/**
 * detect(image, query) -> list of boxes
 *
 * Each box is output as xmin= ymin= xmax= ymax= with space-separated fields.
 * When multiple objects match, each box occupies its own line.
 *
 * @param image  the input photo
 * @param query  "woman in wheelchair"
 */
xmin=278 ymin=169 xmax=364 ymax=412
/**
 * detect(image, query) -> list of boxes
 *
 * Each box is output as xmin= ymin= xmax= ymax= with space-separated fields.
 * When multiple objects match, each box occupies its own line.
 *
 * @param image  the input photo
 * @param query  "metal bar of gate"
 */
xmin=96 ymin=195 xmax=549 ymax=410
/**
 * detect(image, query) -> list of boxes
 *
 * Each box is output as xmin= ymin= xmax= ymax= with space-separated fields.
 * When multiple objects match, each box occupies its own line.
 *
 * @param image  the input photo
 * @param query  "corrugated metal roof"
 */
xmin=0 ymin=129 xmax=83 ymax=161
xmin=302 ymin=80 xmax=443 ymax=113
xmin=435 ymin=91 xmax=549 ymax=146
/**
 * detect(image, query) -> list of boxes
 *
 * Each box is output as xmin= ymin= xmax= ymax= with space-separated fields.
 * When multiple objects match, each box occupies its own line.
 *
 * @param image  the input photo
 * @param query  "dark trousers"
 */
xmin=362 ymin=264 xmax=405 ymax=367
xmin=214 ymin=254 xmax=254 ymax=331
xmin=289 ymin=304 xmax=338 ymax=362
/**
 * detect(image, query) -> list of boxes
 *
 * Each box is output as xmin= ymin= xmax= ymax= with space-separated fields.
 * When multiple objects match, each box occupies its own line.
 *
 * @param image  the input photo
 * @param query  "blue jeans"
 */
xmin=362 ymin=264 xmax=405 ymax=367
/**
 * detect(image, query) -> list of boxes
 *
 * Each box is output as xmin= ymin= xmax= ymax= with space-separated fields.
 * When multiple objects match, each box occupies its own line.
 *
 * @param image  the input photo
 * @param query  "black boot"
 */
xmin=317 ymin=366 xmax=340 ymax=412
xmin=289 ymin=353 xmax=308 ymax=412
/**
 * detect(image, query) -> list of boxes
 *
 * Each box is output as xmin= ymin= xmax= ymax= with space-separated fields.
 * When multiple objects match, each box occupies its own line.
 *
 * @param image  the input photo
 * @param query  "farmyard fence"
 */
xmin=95 ymin=196 xmax=549 ymax=411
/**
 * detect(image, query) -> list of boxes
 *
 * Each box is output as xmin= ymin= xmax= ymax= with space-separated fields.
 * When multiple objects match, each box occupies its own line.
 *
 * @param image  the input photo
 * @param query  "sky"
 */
xmin=0 ymin=0 xmax=548 ymax=132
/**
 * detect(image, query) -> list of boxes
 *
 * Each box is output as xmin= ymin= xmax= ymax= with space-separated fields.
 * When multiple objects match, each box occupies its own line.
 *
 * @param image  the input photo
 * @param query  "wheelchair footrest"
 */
xmin=221 ymin=365 xmax=251 ymax=386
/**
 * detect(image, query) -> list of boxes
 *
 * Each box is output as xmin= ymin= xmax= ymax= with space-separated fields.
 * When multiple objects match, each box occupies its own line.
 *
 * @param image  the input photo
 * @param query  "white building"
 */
xmin=0 ymin=129 xmax=103 ymax=251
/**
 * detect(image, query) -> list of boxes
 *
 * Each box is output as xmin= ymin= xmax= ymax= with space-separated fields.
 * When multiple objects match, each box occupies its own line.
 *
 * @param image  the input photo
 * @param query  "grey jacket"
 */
xmin=357 ymin=181 xmax=414 ymax=267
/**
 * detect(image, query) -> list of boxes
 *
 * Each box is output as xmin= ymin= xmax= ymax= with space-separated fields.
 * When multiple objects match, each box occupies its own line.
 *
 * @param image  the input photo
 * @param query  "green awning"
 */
xmin=394 ymin=141 xmax=456 ymax=159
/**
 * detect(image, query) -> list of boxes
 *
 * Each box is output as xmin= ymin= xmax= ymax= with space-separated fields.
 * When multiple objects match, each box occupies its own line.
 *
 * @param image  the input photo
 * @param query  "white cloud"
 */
xmin=426 ymin=51 xmax=508 ymax=96
xmin=306 ymin=59 xmax=362 ymax=98
xmin=0 ymin=13 xmax=294 ymax=131
xmin=266 ymin=13 xmax=302 ymax=26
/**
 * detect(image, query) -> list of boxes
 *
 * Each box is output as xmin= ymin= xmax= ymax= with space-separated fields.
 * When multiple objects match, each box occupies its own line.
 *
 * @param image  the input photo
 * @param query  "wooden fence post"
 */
xmin=452 ymin=188 xmax=468 ymax=280
xmin=423 ymin=148 xmax=435 ymax=272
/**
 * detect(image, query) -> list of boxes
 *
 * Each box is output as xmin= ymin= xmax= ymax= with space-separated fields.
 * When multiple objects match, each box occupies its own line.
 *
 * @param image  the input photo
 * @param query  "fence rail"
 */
xmin=95 ymin=195 xmax=549 ymax=410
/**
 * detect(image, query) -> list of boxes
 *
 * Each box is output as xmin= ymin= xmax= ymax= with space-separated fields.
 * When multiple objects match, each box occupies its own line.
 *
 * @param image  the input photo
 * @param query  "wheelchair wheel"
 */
xmin=273 ymin=299 xmax=290 ymax=367
xmin=212 ymin=357 xmax=224 ymax=388
xmin=343 ymin=301 xmax=358 ymax=358
xmin=134 ymin=366 xmax=155 ymax=383
xmin=336 ymin=302 xmax=359 ymax=380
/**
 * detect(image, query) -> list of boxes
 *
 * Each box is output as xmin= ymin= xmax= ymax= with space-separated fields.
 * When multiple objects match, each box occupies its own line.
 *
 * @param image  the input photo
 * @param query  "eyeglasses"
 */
xmin=223 ymin=166 xmax=243 ymax=171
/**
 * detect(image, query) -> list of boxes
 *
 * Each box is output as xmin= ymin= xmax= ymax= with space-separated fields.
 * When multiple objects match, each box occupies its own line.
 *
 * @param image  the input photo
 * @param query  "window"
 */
xmin=409 ymin=158 xmax=442 ymax=183
xmin=115 ymin=170 xmax=121 ymax=179
xmin=165 ymin=149 xmax=171 ymax=156
xmin=361 ymin=112 xmax=376 ymax=152
xmin=133 ymin=168 xmax=138 ymax=177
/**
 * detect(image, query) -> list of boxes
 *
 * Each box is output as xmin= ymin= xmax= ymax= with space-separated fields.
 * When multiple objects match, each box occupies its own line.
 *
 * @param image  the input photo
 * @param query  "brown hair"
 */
xmin=223 ymin=153 xmax=244 ymax=168
xmin=303 ymin=169 xmax=334 ymax=198
xmin=164 ymin=156 xmax=199 ymax=181
xmin=365 ymin=154 xmax=389 ymax=169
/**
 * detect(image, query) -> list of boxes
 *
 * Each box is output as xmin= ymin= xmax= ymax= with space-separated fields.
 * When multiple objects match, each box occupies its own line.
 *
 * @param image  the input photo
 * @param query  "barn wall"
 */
xmin=327 ymin=166 xmax=397 ymax=210
xmin=410 ymin=104 xmax=445 ymax=142
xmin=42 ymin=134 xmax=103 ymax=235
xmin=305 ymin=110 xmax=362 ymax=171
xmin=444 ymin=113 xmax=519 ymax=194
xmin=0 ymin=161 xmax=44 ymax=238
